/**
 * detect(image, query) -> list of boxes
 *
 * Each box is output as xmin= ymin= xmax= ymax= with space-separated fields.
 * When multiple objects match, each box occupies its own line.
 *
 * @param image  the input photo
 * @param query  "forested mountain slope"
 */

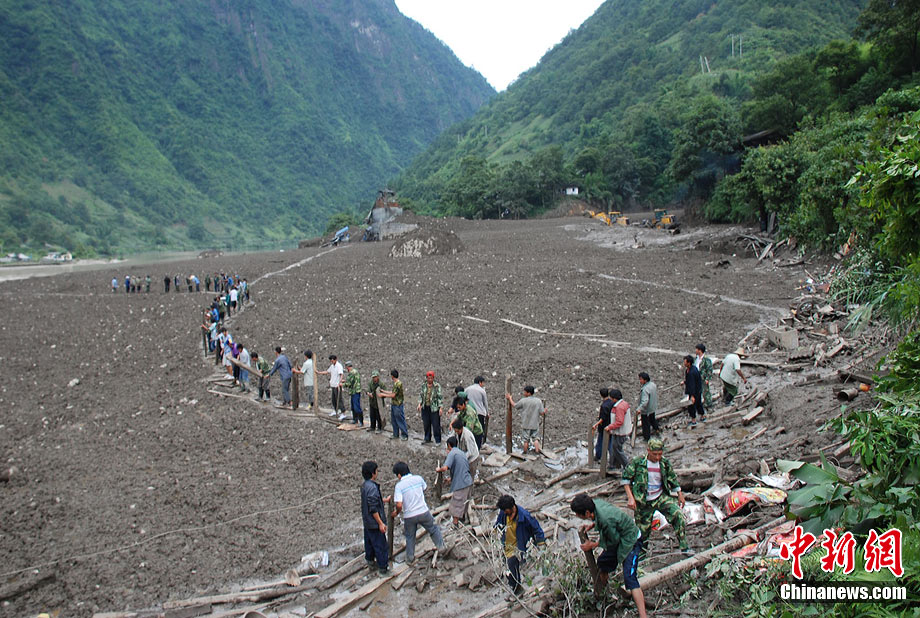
xmin=0 ymin=0 xmax=493 ymax=254
xmin=394 ymin=0 xmax=865 ymax=215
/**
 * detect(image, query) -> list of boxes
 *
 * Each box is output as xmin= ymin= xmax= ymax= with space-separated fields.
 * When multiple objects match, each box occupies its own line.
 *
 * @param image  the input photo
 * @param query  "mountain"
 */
xmin=393 ymin=0 xmax=866 ymax=215
xmin=0 ymin=0 xmax=493 ymax=255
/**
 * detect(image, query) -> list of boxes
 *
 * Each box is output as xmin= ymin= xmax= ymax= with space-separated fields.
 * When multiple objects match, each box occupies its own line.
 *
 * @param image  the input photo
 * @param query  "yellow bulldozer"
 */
xmin=653 ymin=209 xmax=679 ymax=230
xmin=608 ymin=211 xmax=630 ymax=226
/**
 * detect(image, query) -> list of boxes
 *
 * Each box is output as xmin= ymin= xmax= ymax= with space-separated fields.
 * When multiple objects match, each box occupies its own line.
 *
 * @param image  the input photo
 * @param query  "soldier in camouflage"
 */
xmin=621 ymin=438 xmax=692 ymax=555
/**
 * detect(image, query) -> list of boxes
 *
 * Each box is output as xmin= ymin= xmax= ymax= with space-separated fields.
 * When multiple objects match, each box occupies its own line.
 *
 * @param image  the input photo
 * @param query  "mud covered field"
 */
xmin=0 ymin=216 xmax=850 ymax=616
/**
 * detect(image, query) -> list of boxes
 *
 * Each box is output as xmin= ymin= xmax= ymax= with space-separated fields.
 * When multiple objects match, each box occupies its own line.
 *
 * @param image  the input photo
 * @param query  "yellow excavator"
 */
xmin=586 ymin=210 xmax=611 ymax=225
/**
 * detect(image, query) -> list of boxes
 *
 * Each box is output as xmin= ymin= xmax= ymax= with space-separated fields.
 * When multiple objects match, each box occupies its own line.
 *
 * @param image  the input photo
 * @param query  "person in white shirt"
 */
xmin=293 ymin=349 xmax=315 ymax=408
xmin=465 ymin=376 xmax=489 ymax=443
xmin=718 ymin=351 xmax=747 ymax=404
xmin=391 ymin=461 xmax=445 ymax=563
xmin=317 ymin=354 xmax=346 ymax=418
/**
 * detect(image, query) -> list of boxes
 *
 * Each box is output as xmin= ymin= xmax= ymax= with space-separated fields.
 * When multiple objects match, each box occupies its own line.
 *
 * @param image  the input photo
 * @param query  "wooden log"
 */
xmin=436 ymin=460 xmax=443 ymax=501
xmin=292 ymin=374 xmax=300 ymax=410
xmin=313 ymin=359 xmax=320 ymax=411
xmin=838 ymin=371 xmax=874 ymax=385
xmin=162 ymin=582 xmax=312 ymax=610
xmin=387 ymin=500 xmax=395 ymax=557
xmin=635 ymin=516 xmax=786 ymax=592
xmin=545 ymin=468 xmax=580 ymax=488
xmin=391 ymin=567 xmax=414 ymax=591
xmin=505 ymin=374 xmax=513 ymax=455
xmin=477 ymin=468 xmax=514 ymax=486
xmin=314 ymin=565 xmax=403 ymax=618
xmin=578 ymin=528 xmax=600 ymax=597
xmin=0 ymin=571 xmax=55 ymax=602
xmin=599 ymin=430 xmax=610 ymax=479
xmin=749 ymin=427 xmax=767 ymax=440
xmin=656 ymin=404 xmax=687 ymax=421
xmin=318 ymin=555 xmax=366 ymax=590
xmin=588 ymin=425 xmax=595 ymax=463
xmin=741 ymin=406 xmax=764 ymax=425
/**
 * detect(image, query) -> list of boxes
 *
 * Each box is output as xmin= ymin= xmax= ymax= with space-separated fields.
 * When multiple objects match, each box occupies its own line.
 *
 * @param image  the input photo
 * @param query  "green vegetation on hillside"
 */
xmin=0 ymin=0 xmax=493 ymax=256
xmin=393 ymin=0 xmax=865 ymax=216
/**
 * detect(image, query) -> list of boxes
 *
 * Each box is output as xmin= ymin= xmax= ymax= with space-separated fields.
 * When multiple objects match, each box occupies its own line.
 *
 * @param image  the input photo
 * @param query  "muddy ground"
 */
xmin=0 ymin=215 xmax=877 ymax=617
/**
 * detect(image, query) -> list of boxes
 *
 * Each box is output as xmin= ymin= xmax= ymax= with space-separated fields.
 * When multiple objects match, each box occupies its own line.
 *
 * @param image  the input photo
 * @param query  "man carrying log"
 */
xmin=570 ymin=493 xmax=647 ymax=617
xmin=622 ymin=438 xmax=692 ymax=556
xmin=495 ymin=495 xmax=545 ymax=595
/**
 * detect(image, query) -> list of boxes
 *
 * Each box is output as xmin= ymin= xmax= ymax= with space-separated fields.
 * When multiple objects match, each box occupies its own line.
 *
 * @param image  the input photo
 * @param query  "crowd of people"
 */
xmin=111 ymin=272 xmax=250 ymax=296
xmin=194 ymin=287 xmax=751 ymax=613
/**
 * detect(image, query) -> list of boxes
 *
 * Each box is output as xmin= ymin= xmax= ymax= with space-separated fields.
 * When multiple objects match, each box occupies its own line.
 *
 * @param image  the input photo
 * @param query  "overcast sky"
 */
xmin=394 ymin=0 xmax=606 ymax=91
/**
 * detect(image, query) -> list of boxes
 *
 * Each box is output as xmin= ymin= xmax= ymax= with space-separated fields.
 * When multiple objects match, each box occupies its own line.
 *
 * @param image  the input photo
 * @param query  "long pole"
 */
xmin=387 ymin=500 xmax=395 ymax=558
xmin=578 ymin=528 xmax=600 ymax=596
xmin=505 ymin=375 xmax=513 ymax=454
xmin=312 ymin=359 xmax=319 ymax=411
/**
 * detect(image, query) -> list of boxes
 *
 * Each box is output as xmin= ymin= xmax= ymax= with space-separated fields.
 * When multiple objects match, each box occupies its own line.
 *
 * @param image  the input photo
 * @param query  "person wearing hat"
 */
xmin=366 ymin=370 xmax=386 ymax=433
xmin=718 ymin=350 xmax=747 ymax=405
xmin=418 ymin=371 xmax=443 ymax=444
xmin=453 ymin=392 xmax=484 ymax=448
xmin=621 ymin=438 xmax=692 ymax=555
xmin=344 ymin=361 xmax=363 ymax=425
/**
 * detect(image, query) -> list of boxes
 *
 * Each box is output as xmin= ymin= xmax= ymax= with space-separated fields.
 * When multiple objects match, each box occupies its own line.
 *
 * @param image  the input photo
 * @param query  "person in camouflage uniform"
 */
xmin=621 ymin=438 xmax=692 ymax=555
xmin=453 ymin=392 xmax=484 ymax=447
xmin=344 ymin=361 xmax=363 ymax=426
xmin=417 ymin=371 xmax=443 ymax=444
xmin=366 ymin=371 xmax=386 ymax=433
xmin=695 ymin=343 xmax=714 ymax=413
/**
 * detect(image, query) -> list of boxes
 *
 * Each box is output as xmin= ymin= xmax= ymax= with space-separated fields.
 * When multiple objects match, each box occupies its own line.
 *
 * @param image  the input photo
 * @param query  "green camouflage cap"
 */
xmin=648 ymin=438 xmax=665 ymax=451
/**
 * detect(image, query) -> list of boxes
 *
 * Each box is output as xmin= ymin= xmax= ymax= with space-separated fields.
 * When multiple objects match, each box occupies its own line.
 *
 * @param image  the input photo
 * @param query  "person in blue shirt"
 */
xmin=494 ymin=494 xmax=545 ymax=594
xmin=269 ymin=346 xmax=293 ymax=406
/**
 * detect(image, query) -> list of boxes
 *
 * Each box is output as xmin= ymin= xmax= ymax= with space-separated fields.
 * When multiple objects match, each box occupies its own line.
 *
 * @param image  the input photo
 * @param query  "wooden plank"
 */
xmin=505 ymin=374 xmax=513 ymax=455
xmin=391 ymin=567 xmax=414 ymax=591
xmin=314 ymin=565 xmax=404 ymax=618
xmin=599 ymin=430 xmax=610 ymax=479
xmin=741 ymin=406 xmax=764 ymax=426
xmin=500 ymin=318 xmax=547 ymax=334
xmin=749 ymin=427 xmax=767 ymax=440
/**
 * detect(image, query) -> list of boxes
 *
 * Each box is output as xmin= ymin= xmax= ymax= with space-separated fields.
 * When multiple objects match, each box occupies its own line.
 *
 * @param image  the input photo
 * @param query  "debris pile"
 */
xmin=389 ymin=229 xmax=465 ymax=258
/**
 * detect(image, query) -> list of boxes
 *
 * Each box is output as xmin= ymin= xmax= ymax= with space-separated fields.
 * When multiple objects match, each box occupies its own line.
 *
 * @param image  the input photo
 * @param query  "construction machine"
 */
xmin=653 ymin=209 xmax=679 ymax=230
xmin=608 ymin=211 xmax=630 ymax=226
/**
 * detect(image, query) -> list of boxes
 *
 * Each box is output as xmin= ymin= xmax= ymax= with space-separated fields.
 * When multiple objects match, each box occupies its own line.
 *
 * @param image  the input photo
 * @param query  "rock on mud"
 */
xmin=388 ymin=229 xmax=465 ymax=258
